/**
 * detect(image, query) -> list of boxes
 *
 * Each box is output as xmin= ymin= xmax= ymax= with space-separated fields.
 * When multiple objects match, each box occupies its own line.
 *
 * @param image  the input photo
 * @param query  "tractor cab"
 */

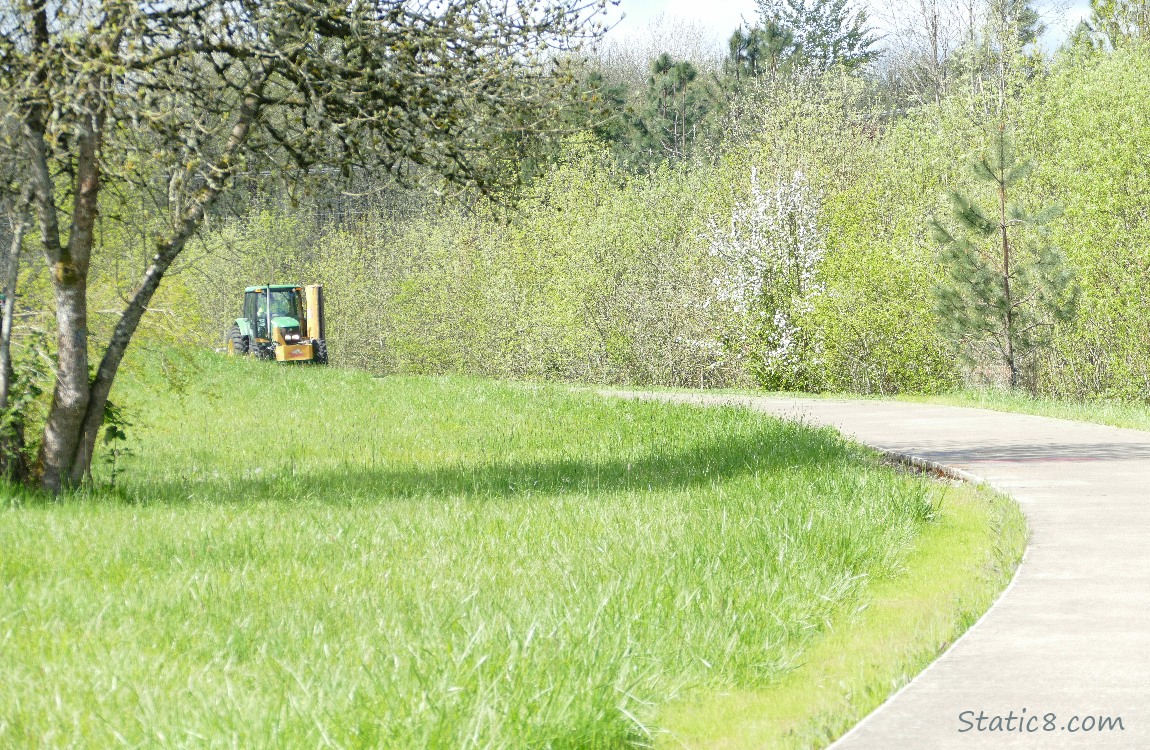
xmin=228 ymin=284 xmax=328 ymax=363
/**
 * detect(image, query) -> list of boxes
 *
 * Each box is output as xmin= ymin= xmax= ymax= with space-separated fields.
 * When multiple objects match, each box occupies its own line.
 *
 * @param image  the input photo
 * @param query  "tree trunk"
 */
xmin=18 ymin=31 xmax=266 ymax=491
xmin=68 ymin=207 xmax=208 ymax=485
xmin=0 ymin=202 xmax=28 ymax=407
xmin=0 ymin=202 xmax=29 ymax=480
xmin=999 ymin=178 xmax=1017 ymax=389
xmin=34 ymin=100 xmax=104 ymax=492
xmin=66 ymin=84 xmax=266 ymax=486
xmin=38 ymin=281 xmax=91 ymax=492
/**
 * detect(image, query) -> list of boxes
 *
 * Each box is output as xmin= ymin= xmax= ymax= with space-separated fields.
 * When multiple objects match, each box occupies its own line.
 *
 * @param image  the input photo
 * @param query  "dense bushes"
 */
xmin=178 ymin=46 xmax=1150 ymax=400
xmin=1021 ymin=47 xmax=1150 ymax=399
xmin=191 ymin=145 xmax=737 ymax=387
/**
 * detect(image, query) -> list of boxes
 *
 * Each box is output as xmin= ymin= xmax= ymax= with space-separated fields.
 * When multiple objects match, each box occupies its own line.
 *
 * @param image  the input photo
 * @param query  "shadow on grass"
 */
xmin=69 ymin=421 xmax=863 ymax=508
xmin=907 ymin=441 xmax=1150 ymax=463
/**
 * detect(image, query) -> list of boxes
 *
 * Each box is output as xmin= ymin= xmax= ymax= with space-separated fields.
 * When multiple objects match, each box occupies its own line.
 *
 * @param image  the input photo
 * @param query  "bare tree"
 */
xmin=873 ymin=0 xmax=968 ymax=103
xmin=0 ymin=0 xmax=611 ymax=493
xmin=589 ymin=13 xmax=726 ymax=87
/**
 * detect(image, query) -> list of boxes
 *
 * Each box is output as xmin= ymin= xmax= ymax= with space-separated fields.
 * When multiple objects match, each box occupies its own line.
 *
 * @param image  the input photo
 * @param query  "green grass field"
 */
xmin=0 ymin=354 xmax=1023 ymax=748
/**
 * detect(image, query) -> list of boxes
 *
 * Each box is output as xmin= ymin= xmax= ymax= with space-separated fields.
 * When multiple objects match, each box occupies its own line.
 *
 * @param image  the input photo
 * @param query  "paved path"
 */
xmin=618 ymin=393 xmax=1150 ymax=748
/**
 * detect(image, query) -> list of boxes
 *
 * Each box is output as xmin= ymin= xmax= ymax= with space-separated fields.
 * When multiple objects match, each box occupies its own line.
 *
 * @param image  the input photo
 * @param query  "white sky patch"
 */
xmin=605 ymin=0 xmax=757 ymax=39
xmin=604 ymin=0 xmax=1095 ymax=55
xmin=1064 ymin=1 xmax=1093 ymax=28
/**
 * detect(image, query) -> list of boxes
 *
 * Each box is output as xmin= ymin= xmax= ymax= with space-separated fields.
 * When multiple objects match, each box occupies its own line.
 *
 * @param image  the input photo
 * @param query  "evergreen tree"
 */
xmin=757 ymin=0 xmax=879 ymax=71
xmin=629 ymin=54 xmax=716 ymax=166
xmin=725 ymin=22 xmax=797 ymax=82
xmin=579 ymin=71 xmax=632 ymax=147
xmin=988 ymin=0 xmax=1045 ymax=47
xmin=931 ymin=128 xmax=1078 ymax=389
xmin=1061 ymin=19 xmax=1101 ymax=57
xmin=524 ymin=68 xmax=630 ymax=183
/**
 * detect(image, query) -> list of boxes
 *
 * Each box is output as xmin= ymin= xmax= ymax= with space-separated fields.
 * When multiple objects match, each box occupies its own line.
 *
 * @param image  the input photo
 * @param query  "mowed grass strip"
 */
xmin=898 ymin=389 xmax=1150 ymax=433
xmin=642 ymin=383 xmax=1150 ymax=435
xmin=1 ymin=354 xmax=1020 ymax=748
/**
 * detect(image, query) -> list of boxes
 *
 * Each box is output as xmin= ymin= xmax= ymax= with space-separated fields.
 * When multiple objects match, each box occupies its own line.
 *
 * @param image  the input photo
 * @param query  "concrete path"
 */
xmin=620 ymin=393 xmax=1150 ymax=748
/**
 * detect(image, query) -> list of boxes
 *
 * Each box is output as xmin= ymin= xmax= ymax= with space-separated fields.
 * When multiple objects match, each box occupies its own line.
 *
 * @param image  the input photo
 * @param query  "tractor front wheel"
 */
xmin=314 ymin=339 xmax=328 ymax=365
xmin=228 ymin=325 xmax=248 ymax=356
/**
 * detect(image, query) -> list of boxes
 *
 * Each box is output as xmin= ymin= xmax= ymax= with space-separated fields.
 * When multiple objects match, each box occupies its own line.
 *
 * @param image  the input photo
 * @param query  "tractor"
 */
xmin=226 ymin=284 xmax=328 ymax=364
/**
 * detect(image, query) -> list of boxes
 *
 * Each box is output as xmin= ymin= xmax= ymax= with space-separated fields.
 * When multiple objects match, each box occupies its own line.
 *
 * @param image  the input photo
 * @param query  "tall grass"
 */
xmin=2 ymin=353 xmax=944 ymax=748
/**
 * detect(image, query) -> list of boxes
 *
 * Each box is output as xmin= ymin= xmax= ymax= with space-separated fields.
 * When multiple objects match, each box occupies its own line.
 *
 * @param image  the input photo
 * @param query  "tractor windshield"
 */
xmin=268 ymin=290 xmax=302 ymax=322
xmin=250 ymin=288 xmax=304 ymax=339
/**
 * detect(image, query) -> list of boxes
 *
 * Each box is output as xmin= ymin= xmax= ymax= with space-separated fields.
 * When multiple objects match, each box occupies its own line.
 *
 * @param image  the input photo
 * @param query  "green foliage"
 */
xmin=989 ymin=0 xmax=1045 ymax=47
xmin=102 ymin=32 xmax=1150 ymax=405
xmin=799 ymin=109 xmax=962 ymax=395
xmin=726 ymin=22 xmax=799 ymax=82
xmin=0 ymin=332 xmax=51 ymax=477
xmin=180 ymin=66 xmax=964 ymax=397
xmin=189 ymin=140 xmax=737 ymax=387
xmin=758 ymin=0 xmax=879 ymax=71
xmin=1086 ymin=0 xmax=1150 ymax=48
xmin=567 ymin=52 xmax=723 ymax=173
xmin=101 ymin=399 xmax=133 ymax=489
xmin=627 ymin=54 xmax=719 ymax=169
xmin=1015 ymin=43 xmax=1150 ymax=399
xmin=931 ymin=128 xmax=1078 ymax=389
xmin=577 ymin=70 xmax=633 ymax=148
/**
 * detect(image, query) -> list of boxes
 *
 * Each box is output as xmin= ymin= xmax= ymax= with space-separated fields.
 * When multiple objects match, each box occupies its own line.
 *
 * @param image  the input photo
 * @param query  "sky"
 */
xmin=603 ymin=0 xmax=1095 ymax=53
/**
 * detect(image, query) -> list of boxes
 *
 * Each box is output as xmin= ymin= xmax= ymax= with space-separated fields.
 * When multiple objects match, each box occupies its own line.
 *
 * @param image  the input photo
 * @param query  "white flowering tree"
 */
xmin=707 ymin=168 xmax=826 ymax=389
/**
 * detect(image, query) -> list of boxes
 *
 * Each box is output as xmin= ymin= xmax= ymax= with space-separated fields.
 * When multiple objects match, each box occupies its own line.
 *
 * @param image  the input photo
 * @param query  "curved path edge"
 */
xmin=605 ymin=391 xmax=1150 ymax=749
xmin=826 ymin=447 xmax=1029 ymax=750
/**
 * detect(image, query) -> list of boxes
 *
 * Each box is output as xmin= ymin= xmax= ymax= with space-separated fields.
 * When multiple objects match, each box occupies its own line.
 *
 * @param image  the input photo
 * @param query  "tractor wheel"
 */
xmin=227 ymin=325 xmax=248 ymax=356
xmin=314 ymin=339 xmax=329 ymax=365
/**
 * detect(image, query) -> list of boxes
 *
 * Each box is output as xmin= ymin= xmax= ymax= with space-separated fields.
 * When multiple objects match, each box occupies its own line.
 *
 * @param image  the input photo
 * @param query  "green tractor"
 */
xmin=227 ymin=284 xmax=328 ymax=364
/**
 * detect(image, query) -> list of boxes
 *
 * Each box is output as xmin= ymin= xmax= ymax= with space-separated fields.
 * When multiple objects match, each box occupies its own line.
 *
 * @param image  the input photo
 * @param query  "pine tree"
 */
xmin=726 ymin=22 xmax=797 ymax=83
xmin=989 ymin=0 xmax=1045 ymax=46
xmin=757 ymin=0 xmax=879 ymax=71
xmin=629 ymin=54 xmax=716 ymax=166
xmin=931 ymin=127 xmax=1078 ymax=389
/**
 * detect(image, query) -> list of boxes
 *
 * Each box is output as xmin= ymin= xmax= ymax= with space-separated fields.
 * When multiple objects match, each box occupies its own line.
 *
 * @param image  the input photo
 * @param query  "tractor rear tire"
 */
xmin=315 ymin=339 xmax=328 ymax=365
xmin=228 ymin=325 xmax=248 ymax=356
